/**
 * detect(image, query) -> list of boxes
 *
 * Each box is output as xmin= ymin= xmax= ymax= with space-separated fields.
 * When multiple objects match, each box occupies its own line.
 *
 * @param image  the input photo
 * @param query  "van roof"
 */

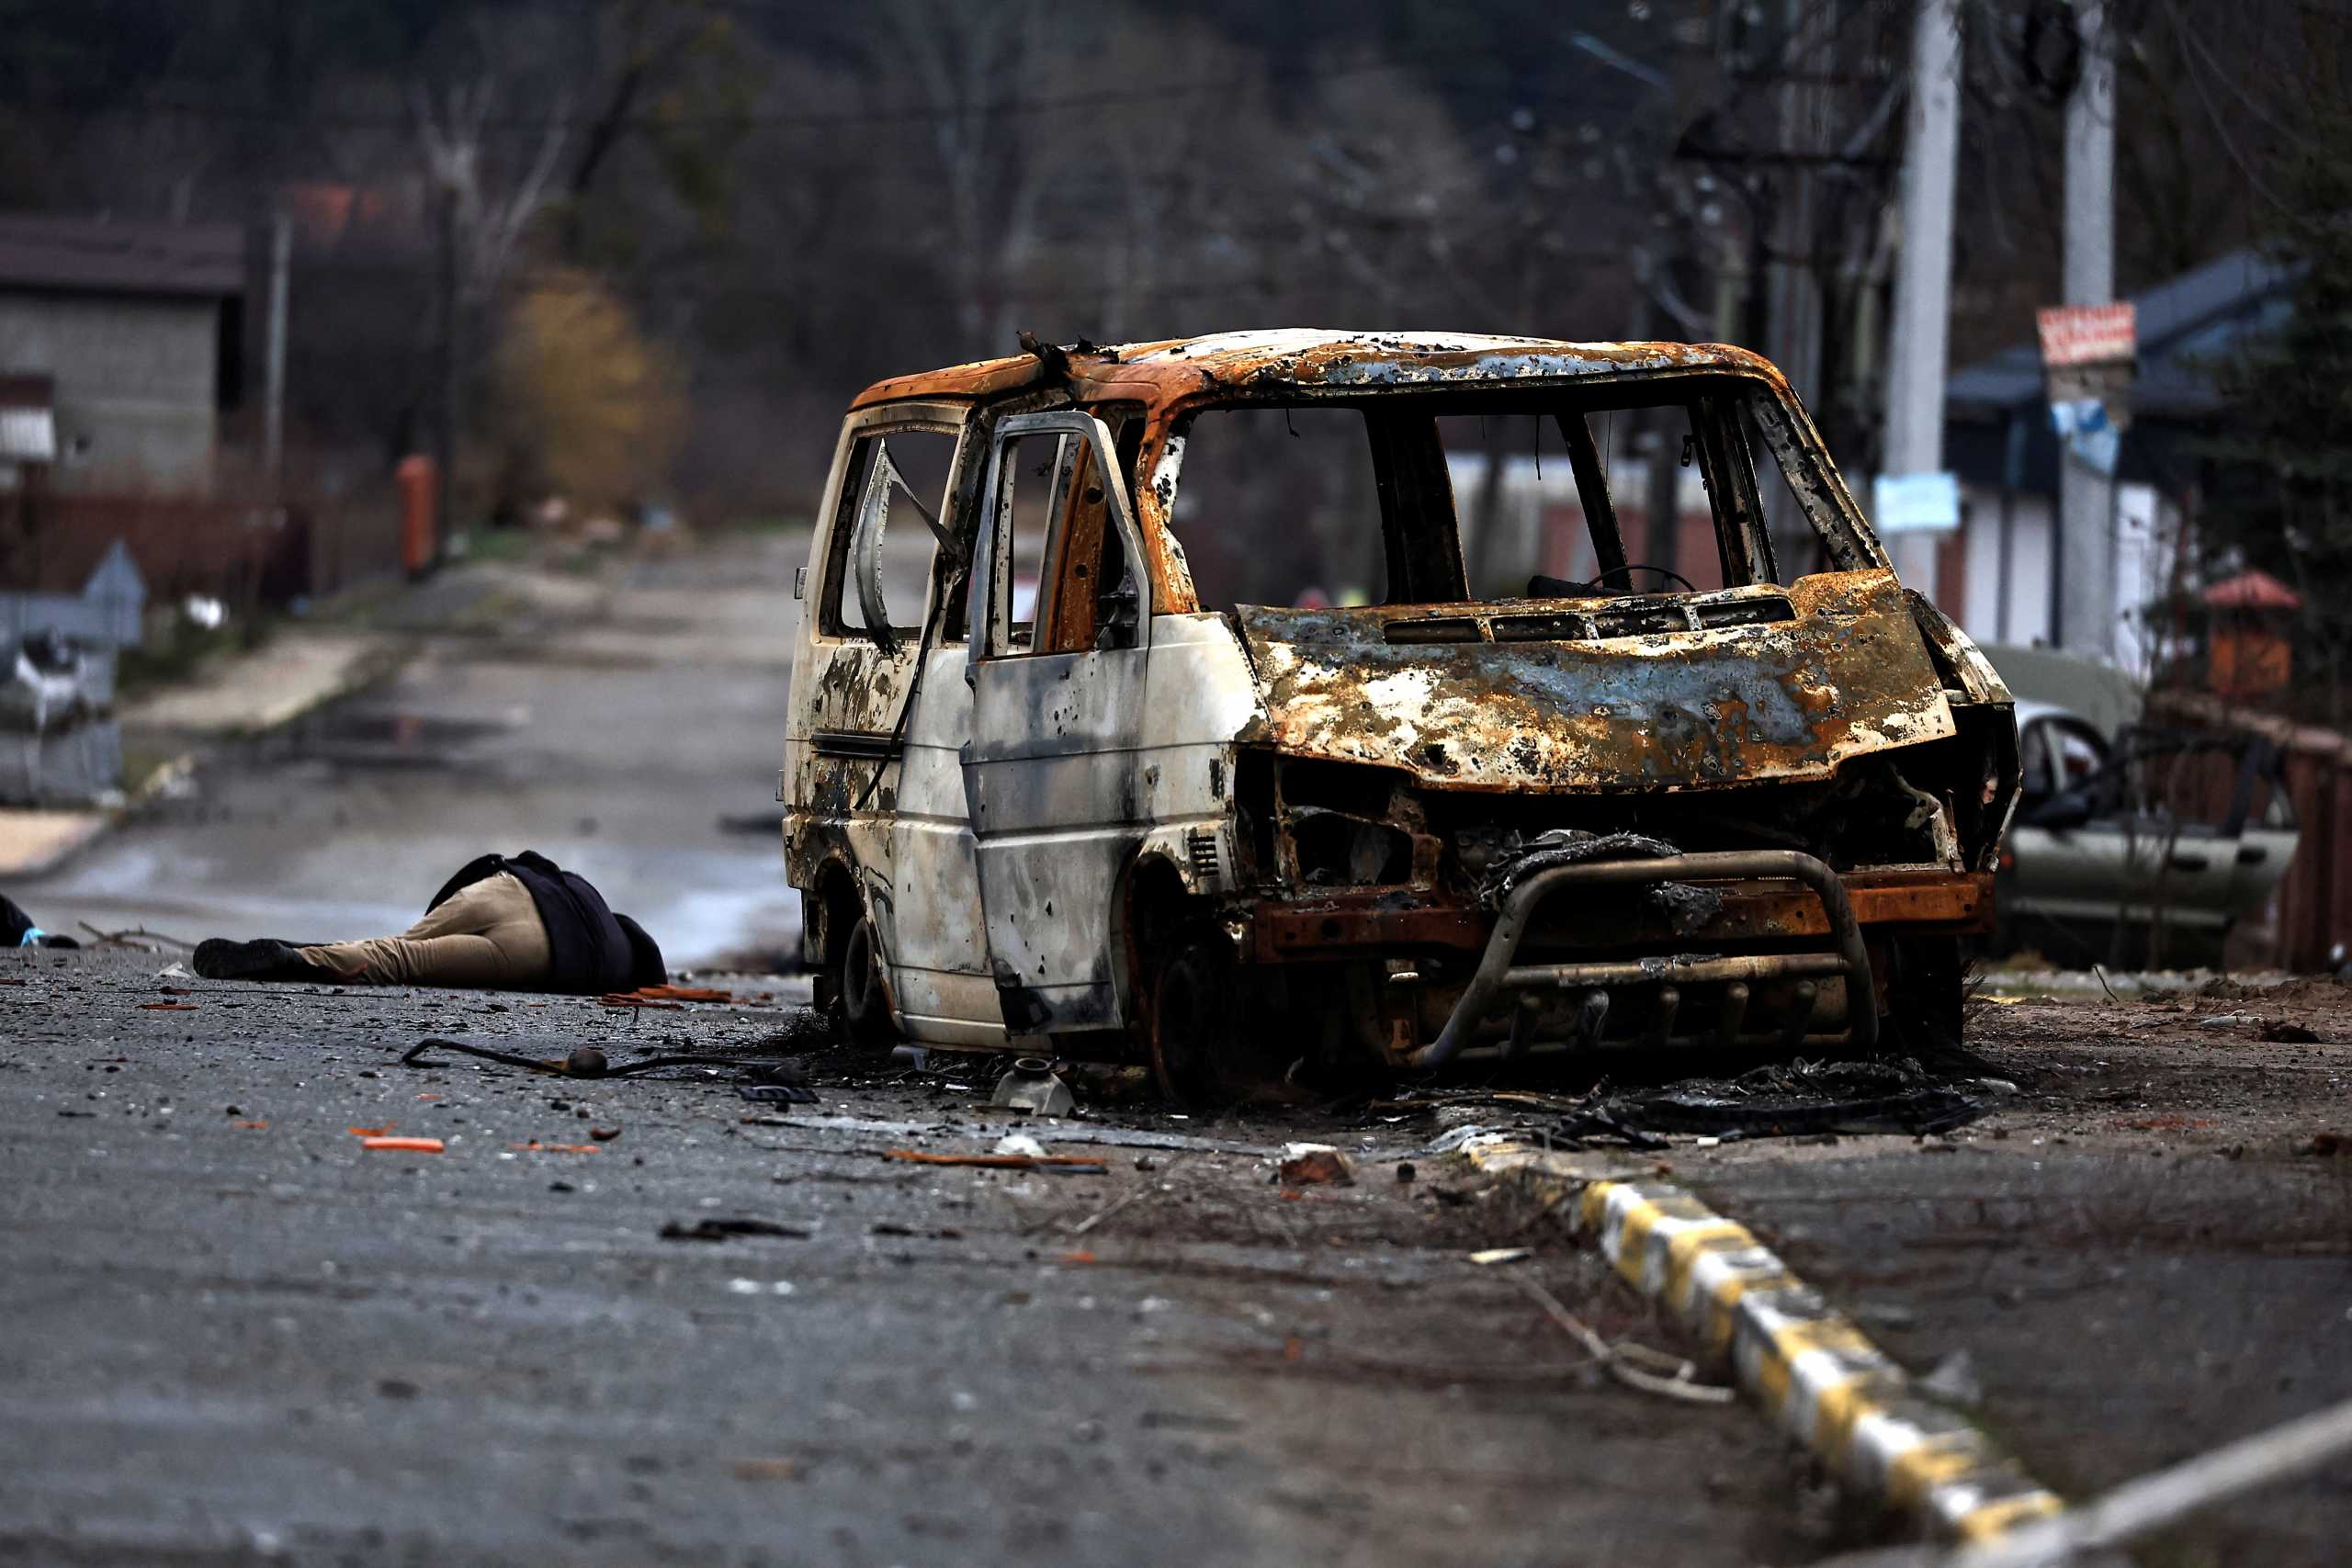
xmin=848 ymin=330 xmax=1783 ymax=414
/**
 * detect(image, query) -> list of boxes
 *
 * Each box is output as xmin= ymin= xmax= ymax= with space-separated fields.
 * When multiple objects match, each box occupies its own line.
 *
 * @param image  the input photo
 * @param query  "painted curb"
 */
xmin=1457 ymin=1138 xmax=2065 ymax=1543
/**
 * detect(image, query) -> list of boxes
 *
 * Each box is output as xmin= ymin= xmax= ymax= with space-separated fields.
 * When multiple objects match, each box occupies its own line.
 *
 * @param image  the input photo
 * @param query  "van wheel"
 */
xmin=833 ymin=914 xmax=895 ymax=1046
xmin=1884 ymin=936 xmax=1964 ymax=1058
xmin=1147 ymin=938 xmax=1241 ymax=1107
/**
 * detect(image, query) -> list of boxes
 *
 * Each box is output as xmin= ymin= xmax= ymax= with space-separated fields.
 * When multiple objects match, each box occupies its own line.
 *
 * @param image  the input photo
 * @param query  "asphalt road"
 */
xmin=8 ymin=536 xmax=2350 ymax=1562
xmin=0 ymin=950 xmax=1828 ymax=1566
xmin=17 ymin=535 xmax=809 ymax=970
xmin=1671 ymin=983 xmax=2352 ymax=1565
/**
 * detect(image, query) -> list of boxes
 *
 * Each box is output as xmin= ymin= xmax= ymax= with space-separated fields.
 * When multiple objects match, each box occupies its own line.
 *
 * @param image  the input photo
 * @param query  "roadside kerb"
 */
xmin=1451 ymin=1134 xmax=2066 ymax=1544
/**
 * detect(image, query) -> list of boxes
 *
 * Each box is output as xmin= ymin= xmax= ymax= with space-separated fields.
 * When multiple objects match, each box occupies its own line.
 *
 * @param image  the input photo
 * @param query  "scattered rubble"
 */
xmin=659 ymin=1218 xmax=808 ymax=1243
xmin=1553 ymin=1058 xmax=1986 ymax=1145
xmin=1276 ymin=1144 xmax=1355 ymax=1186
xmin=989 ymin=1056 xmax=1076 ymax=1116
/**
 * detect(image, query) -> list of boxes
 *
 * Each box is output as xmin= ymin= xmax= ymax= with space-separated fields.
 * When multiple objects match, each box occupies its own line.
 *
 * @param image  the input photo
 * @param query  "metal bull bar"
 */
xmin=1409 ymin=851 xmax=1878 ymax=1068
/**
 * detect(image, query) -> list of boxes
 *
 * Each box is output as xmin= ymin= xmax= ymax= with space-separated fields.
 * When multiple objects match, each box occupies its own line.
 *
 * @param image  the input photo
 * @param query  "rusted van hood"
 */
xmin=1234 ymin=571 xmax=1955 ymax=791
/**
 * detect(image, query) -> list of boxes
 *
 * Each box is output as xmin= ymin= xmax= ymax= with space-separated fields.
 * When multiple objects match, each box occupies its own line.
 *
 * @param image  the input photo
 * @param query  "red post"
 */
xmin=395 ymin=455 xmax=437 ymax=580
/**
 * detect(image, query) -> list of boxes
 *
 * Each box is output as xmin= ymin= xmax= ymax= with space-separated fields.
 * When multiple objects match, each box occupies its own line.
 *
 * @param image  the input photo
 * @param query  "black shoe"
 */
xmin=193 ymin=938 xmax=313 ymax=982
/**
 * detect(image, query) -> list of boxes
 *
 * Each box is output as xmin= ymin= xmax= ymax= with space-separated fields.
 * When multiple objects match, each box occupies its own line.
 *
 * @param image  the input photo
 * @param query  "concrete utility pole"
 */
xmin=2056 ymin=0 xmax=2117 ymax=655
xmin=262 ymin=213 xmax=290 ymax=486
xmin=1880 ymin=0 xmax=1963 ymax=600
xmin=435 ymin=183 xmax=460 ymax=571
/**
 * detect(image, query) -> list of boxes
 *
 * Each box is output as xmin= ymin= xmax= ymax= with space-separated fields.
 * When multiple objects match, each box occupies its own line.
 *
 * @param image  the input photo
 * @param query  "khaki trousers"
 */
xmin=302 ymin=871 xmax=553 ymax=988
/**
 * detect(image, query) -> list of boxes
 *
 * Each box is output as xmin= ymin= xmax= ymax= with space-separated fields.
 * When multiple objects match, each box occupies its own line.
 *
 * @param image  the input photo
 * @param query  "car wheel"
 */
xmin=1146 ymin=938 xmax=1242 ymax=1107
xmin=833 ymin=914 xmax=895 ymax=1047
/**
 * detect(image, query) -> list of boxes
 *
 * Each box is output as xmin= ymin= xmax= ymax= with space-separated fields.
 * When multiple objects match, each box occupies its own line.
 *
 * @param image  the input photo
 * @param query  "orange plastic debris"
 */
xmin=347 ymin=1125 xmax=394 ymax=1136
xmin=234 ymin=1120 xmax=270 ymax=1130
xmin=599 ymin=994 xmax=685 ymax=1010
xmin=361 ymin=1136 xmax=443 ymax=1153
xmin=1057 ymin=1249 xmax=1096 ymax=1265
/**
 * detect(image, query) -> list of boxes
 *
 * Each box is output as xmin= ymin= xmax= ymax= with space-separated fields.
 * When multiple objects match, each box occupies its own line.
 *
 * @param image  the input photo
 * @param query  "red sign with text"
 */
xmin=2036 ymin=302 xmax=2137 ymax=367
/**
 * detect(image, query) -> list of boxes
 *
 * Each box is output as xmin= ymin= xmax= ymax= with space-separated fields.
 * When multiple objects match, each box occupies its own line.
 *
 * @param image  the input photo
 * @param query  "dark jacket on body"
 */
xmin=427 ymin=852 xmax=663 ymax=995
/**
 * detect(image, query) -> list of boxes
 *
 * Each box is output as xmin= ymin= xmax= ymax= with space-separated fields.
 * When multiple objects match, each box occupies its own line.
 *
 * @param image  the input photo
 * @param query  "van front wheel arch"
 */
xmin=817 ymin=864 xmax=894 ymax=1047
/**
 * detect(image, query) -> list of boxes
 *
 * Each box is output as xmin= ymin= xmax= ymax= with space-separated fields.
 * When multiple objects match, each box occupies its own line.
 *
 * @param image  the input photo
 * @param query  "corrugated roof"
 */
xmin=0 ymin=214 xmax=245 ymax=298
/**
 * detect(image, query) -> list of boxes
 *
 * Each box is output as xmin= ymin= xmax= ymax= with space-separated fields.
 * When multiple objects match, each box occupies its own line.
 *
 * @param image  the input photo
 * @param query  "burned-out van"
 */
xmin=781 ymin=333 xmax=2018 ymax=1100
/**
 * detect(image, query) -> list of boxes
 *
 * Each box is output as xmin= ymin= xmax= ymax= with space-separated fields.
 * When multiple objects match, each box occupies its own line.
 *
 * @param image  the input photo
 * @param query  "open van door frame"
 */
xmin=958 ymin=409 xmax=1155 ymax=1040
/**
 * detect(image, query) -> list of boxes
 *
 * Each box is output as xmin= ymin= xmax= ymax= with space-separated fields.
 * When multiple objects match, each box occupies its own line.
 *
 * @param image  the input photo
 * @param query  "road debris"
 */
xmin=989 ymin=1056 xmax=1075 ymax=1116
xmin=360 ymin=1135 xmax=443 ymax=1153
xmin=627 ymin=985 xmax=738 ymax=1004
xmin=1276 ymin=1144 xmax=1356 ymax=1186
xmin=402 ymin=1037 xmax=812 ymax=1089
xmin=729 ymin=1458 xmax=799 ymax=1481
xmin=1919 ymin=1349 xmax=1984 ymax=1406
xmin=659 ymin=1218 xmax=808 ymax=1243
xmin=883 ymin=1147 xmax=1108 ymax=1173
xmin=1468 ymin=1247 xmax=1533 ymax=1266
xmin=1553 ymin=1057 xmax=1985 ymax=1145
xmin=734 ymin=1080 xmax=820 ymax=1105
xmin=1512 ymin=1274 xmax=1733 ymax=1405
xmin=79 ymin=922 xmax=195 ymax=953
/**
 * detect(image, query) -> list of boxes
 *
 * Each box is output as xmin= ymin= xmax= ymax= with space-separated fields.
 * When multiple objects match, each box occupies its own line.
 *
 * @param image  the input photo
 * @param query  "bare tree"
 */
xmin=871 ymin=0 xmax=1052 ymax=358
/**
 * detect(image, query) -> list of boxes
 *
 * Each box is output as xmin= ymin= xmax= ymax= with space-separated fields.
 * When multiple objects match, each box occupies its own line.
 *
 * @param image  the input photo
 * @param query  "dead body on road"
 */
xmin=192 ymin=851 xmax=664 ymax=994
xmin=2 ymin=893 xmax=79 ymax=949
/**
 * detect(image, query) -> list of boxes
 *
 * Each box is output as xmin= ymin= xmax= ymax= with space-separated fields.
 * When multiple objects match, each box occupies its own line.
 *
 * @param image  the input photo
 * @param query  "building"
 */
xmin=1939 ymin=249 xmax=2296 ymax=673
xmin=0 ymin=215 xmax=246 ymax=499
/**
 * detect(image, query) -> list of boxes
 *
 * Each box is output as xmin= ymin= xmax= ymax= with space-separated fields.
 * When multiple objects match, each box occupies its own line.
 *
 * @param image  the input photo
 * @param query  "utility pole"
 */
xmin=2055 ymin=0 xmax=2117 ymax=655
xmin=1879 ymin=0 xmax=1963 ymax=599
xmin=262 ymin=213 xmax=290 ymax=488
xmin=435 ymin=182 xmax=460 ymax=573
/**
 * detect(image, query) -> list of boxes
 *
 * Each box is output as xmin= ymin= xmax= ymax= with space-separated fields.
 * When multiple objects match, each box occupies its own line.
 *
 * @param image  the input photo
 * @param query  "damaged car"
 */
xmin=780 ymin=332 xmax=2019 ymax=1099
xmin=1997 ymin=703 xmax=2298 ymax=968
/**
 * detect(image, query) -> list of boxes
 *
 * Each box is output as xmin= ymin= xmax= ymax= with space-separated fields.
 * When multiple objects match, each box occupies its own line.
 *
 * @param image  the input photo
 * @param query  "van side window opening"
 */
xmin=1163 ymin=378 xmax=1839 ymax=614
xmin=984 ymin=429 xmax=1077 ymax=655
xmin=822 ymin=425 xmax=959 ymax=639
xmin=1038 ymin=407 xmax=1146 ymax=653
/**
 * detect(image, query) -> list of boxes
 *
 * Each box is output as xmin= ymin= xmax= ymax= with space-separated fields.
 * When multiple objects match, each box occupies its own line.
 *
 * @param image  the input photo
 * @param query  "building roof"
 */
xmin=850 ymin=331 xmax=1784 ymax=413
xmin=1947 ymin=248 xmax=2295 ymax=420
xmin=0 ymin=214 xmax=245 ymax=299
xmin=2202 ymin=568 xmax=2302 ymax=610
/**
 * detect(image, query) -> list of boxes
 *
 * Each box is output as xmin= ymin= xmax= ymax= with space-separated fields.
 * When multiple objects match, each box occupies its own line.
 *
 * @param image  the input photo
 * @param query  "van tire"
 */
xmin=834 ymin=915 xmax=895 ymax=1046
xmin=1885 ymin=936 xmax=1964 ymax=1057
xmin=1146 ymin=938 xmax=1240 ymax=1107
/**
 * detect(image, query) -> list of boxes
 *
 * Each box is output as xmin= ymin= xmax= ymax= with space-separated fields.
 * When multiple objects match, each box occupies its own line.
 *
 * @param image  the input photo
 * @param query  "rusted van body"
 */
xmin=783 ymin=333 xmax=2018 ymax=1097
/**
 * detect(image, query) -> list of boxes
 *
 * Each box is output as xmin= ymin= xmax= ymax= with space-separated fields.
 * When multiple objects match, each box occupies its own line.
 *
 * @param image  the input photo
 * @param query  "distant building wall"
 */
xmin=1952 ymin=480 xmax=2180 ymax=675
xmin=0 ymin=292 xmax=220 ymax=496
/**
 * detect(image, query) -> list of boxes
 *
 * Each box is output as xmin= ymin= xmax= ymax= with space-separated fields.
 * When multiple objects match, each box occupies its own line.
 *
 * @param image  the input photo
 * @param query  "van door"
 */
xmin=788 ymin=404 xmax=996 ymax=1036
xmin=960 ymin=410 xmax=1153 ymax=1038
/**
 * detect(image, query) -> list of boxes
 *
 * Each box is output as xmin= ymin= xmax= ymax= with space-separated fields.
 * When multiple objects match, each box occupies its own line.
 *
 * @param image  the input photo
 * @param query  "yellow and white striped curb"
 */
xmin=1455 ymin=1138 xmax=2065 ymax=1542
